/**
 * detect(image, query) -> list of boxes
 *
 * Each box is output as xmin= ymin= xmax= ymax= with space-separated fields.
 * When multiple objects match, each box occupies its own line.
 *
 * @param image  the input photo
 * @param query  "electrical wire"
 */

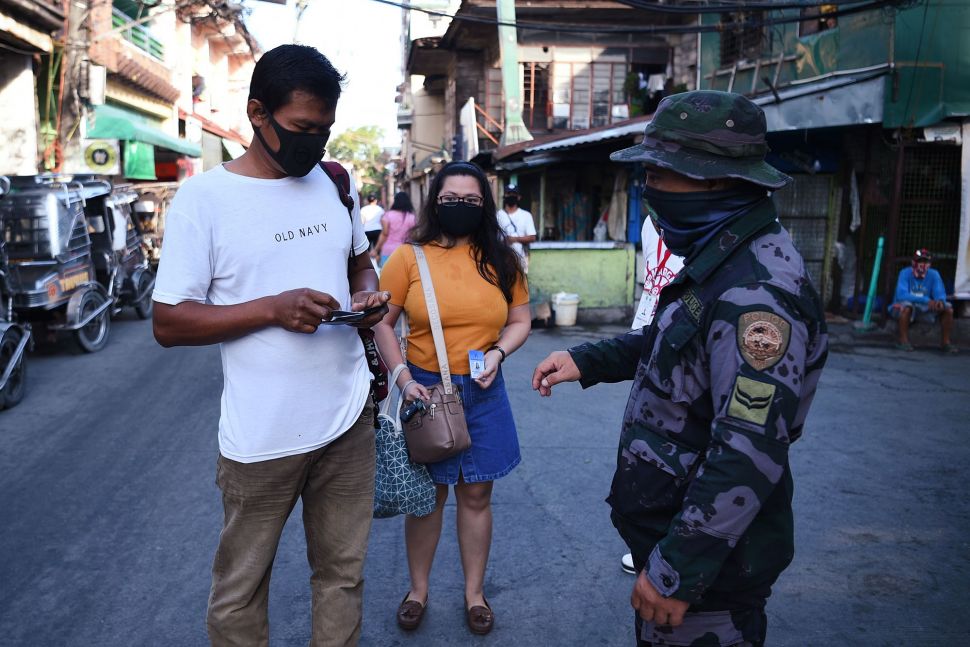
xmin=615 ymin=0 xmax=879 ymax=13
xmin=367 ymin=0 xmax=906 ymax=35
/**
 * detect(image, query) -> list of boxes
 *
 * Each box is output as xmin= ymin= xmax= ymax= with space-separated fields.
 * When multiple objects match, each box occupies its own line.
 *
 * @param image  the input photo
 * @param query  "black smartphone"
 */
xmin=320 ymin=304 xmax=387 ymax=325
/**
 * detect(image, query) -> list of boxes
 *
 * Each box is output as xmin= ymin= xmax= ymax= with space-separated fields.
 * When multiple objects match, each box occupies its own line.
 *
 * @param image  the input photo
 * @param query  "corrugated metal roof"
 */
xmin=753 ymin=71 xmax=888 ymax=131
xmin=524 ymin=118 xmax=651 ymax=154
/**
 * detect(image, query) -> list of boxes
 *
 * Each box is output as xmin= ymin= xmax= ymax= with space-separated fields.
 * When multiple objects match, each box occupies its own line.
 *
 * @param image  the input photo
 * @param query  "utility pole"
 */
xmin=496 ymin=0 xmax=532 ymax=146
xmin=57 ymin=0 xmax=91 ymax=171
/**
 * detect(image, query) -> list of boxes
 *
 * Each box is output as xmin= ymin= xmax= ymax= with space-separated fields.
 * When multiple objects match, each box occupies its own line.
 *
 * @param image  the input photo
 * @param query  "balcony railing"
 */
xmin=111 ymin=8 xmax=164 ymax=61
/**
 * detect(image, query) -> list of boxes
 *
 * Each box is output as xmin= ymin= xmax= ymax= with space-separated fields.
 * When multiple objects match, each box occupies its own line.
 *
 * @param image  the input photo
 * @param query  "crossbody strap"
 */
xmin=412 ymin=244 xmax=454 ymax=394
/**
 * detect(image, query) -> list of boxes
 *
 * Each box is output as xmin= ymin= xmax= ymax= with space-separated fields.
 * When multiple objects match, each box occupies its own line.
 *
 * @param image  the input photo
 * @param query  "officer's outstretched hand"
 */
xmin=532 ymin=351 xmax=581 ymax=397
xmin=632 ymin=571 xmax=689 ymax=627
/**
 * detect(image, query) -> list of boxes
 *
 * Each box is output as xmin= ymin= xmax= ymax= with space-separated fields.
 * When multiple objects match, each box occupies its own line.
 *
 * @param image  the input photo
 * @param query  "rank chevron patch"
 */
xmin=727 ymin=375 xmax=776 ymax=426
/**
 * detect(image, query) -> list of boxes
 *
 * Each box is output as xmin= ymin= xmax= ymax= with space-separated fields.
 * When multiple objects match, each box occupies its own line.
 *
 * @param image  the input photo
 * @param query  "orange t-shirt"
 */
xmin=380 ymin=243 xmax=529 ymax=374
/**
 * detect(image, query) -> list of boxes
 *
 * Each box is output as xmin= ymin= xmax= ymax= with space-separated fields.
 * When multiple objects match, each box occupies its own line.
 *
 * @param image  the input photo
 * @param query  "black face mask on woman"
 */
xmin=253 ymin=111 xmax=329 ymax=177
xmin=437 ymin=203 xmax=483 ymax=237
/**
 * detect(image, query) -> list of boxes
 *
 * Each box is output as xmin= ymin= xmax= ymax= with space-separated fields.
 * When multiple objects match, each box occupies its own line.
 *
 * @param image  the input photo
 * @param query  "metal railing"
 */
xmin=111 ymin=8 xmax=164 ymax=61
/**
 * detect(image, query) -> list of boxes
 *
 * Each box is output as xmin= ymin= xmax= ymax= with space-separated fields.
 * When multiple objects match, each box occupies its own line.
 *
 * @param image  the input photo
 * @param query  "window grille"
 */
xmin=894 ymin=145 xmax=962 ymax=286
xmin=719 ymin=12 xmax=764 ymax=67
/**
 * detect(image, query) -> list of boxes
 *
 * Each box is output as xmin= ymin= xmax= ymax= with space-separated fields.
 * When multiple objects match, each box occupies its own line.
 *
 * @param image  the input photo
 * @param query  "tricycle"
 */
xmin=0 ymin=174 xmax=155 ymax=353
xmin=0 ymin=176 xmax=31 ymax=410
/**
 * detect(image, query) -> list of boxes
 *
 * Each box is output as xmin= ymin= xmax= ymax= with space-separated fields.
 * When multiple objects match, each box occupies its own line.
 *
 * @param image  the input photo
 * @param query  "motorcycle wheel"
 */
xmin=74 ymin=291 xmax=111 ymax=353
xmin=0 ymin=332 xmax=27 ymax=410
xmin=134 ymin=271 xmax=154 ymax=320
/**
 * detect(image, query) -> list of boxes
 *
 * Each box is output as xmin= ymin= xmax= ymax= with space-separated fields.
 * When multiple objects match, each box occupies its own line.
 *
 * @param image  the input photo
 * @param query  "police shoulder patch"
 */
xmin=736 ymin=311 xmax=791 ymax=370
xmin=727 ymin=375 xmax=776 ymax=426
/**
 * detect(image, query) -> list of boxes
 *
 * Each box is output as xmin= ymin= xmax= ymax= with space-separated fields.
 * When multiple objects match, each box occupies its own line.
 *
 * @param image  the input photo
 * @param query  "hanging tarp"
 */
xmin=88 ymin=104 xmax=201 ymax=157
xmin=123 ymin=140 xmax=156 ymax=180
xmin=883 ymin=1 xmax=970 ymax=128
xmin=956 ymin=120 xmax=970 ymax=298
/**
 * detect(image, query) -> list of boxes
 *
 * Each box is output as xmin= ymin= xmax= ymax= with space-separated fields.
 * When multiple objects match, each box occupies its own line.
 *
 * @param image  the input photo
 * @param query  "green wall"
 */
xmin=698 ymin=1 xmax=970 ymax=128
xmin=884 ymin=1 xmax=970 ymax=127
xmin=528 ymin=245 xmax=636 ymax=310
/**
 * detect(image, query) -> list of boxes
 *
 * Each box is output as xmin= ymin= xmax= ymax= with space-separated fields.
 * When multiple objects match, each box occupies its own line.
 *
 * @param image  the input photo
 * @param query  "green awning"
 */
xmin=123 ymin=140 xmax=157 ymax=180
xmin=88 ymin=103 xmax=201 ymax=157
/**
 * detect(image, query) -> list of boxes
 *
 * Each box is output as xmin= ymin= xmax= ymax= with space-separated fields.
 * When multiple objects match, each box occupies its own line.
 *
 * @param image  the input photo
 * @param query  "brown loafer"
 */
xmin=396 ymin=592 xmax=427 ymax=631
xmin=466 ymin=597 xmax=494 ymax=635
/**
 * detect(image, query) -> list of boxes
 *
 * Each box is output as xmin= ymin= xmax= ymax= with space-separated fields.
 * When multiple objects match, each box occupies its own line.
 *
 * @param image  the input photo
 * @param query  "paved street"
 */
xmin=1 ymin=315 xmax=969 ymax=646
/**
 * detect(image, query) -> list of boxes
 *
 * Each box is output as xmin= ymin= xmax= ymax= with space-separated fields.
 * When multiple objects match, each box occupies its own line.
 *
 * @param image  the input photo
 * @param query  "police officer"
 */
xmin=532 ymin=91 xmax=829 ymax=646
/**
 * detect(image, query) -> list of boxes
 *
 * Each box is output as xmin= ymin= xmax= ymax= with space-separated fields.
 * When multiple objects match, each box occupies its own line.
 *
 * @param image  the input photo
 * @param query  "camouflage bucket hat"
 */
xmin=611 ymin=90 xmax=792 ymax=190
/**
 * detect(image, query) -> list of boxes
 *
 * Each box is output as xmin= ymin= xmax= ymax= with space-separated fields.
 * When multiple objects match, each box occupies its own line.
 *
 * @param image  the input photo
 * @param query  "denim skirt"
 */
xmin=406 ymin=363 xmax=521 ymax=484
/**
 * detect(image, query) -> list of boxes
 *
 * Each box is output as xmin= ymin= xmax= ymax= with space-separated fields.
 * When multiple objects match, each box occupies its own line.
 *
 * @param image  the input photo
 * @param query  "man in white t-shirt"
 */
xmin=619 ymin=214 xmax=685 ymax=577
xmin=360 ymin=193 xmax=384 ymax=249
xmin=496 ymin=184 xmax=537 ymax=271
xmin=152 ymin=45 xmax=389 ymax=647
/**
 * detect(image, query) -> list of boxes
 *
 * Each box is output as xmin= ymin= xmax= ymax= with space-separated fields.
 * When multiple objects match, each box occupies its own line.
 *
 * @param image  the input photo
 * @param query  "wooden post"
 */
xmin=539 ymin=170 xmax=547 ymax=240
xmin=750 ymin=58 xmax=761 ymax=94
xmin=885 ymin=143 xmax=906 ymax=296
xmin=771 ymin=51 xmax=784 ymax=89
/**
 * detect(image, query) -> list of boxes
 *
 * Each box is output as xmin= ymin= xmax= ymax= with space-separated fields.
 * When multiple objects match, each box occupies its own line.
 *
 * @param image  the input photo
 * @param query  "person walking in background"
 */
xmin=373 ymin=161 xmax=531 ymax=636
xmin=889 ymin=248 xmax=957 ymax=353
xmin=372 ymin=191 xmax=417 ymax=266
xmin=360 ymin=193 xmax=385 ymax=251
xmin=620 ymin=214 xmax=685 ymax=576
xmin=151 ymin=45 xmax=388 ymax=646
xmin=496 ymin=184 xmax=536 ymax=272
xmin=532 ymin=91 xmax=829 ymax=647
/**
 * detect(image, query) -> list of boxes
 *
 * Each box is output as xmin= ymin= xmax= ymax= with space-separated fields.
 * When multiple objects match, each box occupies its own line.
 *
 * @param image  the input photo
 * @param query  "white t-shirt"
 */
xmin=632 ymin=220 xmax=685 ymax=329
xmin=360 ymin=203 xmax=385 ymax=233
xmin=152 ymin=164 xmax=372 ymax=463
xmin=496 ymin=207 xmax=536 ymax=259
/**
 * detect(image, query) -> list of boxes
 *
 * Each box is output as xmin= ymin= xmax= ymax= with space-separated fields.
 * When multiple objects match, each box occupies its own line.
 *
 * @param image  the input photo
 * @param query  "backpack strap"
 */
xmin=318 ymin=161 xmax=357 ymax=259
xmin=319 ymin=161 xmax=355 ymax=215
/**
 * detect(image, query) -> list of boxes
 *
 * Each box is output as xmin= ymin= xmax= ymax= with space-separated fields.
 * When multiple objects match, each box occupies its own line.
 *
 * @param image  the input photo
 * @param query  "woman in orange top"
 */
xmin=375 ymin=161 xmax=531 ymax=636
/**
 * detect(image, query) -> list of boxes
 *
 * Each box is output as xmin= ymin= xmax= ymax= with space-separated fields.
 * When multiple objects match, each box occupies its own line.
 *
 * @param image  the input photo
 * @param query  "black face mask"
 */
xmin=503 ymin=197 xmax=519 ymax=208
xmin=641 ymin=184 xmax=767 ymax=258
xmin=253 ymin=111 xmax=329 ymax=177
xmin=437 ymin=203 xmax=483 ymax=237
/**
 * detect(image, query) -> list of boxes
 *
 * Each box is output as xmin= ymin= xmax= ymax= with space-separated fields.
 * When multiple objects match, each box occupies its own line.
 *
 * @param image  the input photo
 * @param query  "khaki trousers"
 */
xmin=206 ymin=405 xmax=375 ymax=647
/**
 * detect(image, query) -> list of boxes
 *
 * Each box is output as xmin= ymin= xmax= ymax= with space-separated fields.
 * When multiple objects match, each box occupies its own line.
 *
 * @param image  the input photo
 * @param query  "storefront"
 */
xmin=492 ymin=117 xmax=650 ymax=322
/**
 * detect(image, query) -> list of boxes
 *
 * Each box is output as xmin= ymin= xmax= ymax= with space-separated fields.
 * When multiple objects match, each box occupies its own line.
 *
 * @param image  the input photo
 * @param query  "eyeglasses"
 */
xmin=437 ymin=195 xmax=483 ymax=207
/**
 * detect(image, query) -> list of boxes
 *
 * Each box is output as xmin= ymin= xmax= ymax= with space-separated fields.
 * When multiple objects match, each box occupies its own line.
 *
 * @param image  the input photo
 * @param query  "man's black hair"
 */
xmin=248 ymin=44 xmax=346 ymax=114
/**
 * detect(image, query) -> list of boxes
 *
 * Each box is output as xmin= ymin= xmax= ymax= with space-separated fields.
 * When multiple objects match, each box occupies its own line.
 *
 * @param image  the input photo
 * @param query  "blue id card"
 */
xmin=469 ymin=350 xmax=485 ymax=379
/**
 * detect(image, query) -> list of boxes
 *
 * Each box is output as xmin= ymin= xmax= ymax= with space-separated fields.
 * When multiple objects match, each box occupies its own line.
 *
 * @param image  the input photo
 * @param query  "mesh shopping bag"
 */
xmin=374 ymin=365 xmax=436 ymax=519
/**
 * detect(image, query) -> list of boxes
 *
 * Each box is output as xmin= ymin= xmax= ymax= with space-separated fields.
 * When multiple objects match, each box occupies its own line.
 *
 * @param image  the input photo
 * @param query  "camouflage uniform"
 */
xmin=569 ymin=92 xmax=829 ymax=646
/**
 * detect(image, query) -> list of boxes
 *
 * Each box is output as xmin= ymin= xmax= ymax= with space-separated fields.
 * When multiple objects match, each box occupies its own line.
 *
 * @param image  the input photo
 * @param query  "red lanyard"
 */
xmin=653 ymin=237 xmax=673 ymax=276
